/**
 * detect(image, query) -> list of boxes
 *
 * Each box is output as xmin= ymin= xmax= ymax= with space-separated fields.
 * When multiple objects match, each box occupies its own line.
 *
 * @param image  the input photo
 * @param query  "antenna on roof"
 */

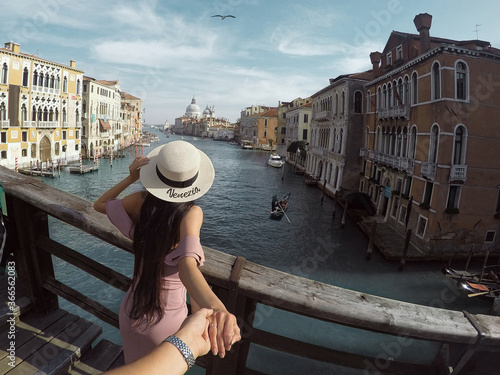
xmin=473 ymin=24 xmax=481 ymax=40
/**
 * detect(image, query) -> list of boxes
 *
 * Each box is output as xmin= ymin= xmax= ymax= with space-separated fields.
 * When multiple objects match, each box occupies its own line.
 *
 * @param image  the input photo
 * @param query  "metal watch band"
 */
xmin=164 ymin=335 xmax=196 ymax=369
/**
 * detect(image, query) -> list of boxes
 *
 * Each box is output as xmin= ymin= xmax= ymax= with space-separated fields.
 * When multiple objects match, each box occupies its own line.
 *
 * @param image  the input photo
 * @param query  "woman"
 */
xmin=94 ymin=140 xmax=240 ymax=363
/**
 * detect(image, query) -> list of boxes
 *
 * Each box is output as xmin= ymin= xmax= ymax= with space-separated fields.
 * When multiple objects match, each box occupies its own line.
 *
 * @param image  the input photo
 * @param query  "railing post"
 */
xmin=205 ymin=256 xmax=257 ymax=375
xmin=9 ymin=195 xmax=58 ymax=313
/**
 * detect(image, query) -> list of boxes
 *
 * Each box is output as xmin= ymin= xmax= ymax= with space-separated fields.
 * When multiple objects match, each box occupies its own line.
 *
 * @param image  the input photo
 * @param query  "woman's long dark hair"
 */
xmin=129 ymin=191 xmax=194 ymax=326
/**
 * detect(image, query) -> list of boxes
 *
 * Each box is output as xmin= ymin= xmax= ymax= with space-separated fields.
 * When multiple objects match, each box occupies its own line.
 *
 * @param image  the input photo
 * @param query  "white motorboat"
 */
xmin=267 ymin=154 xmax=284 ymax=168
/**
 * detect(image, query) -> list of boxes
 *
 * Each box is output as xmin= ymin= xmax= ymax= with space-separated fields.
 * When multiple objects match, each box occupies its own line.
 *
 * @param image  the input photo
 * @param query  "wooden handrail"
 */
xmin=1 ymin=166 xmax=499 ymax=374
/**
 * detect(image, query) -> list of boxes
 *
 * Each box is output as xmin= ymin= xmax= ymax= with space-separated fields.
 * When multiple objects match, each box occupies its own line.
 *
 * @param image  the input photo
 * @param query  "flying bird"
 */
xmin=212 ymin=14 xmax=235 ymax=20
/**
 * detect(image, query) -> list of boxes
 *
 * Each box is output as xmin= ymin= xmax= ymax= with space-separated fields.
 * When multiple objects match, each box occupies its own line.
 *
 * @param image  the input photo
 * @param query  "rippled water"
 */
xmin=42 ymin=131 xmax=493 ymax=374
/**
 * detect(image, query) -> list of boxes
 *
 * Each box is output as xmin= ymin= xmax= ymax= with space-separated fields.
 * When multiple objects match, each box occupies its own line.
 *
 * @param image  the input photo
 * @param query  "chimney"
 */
xmin=370 ymin=51 xmax=382 ymax=77
xmin=70 ymin=60 xmax=76 ymax=68
xmin=413 ymin=13 xmax=432 ymax=53
xmin=4 ymin=41 xmax=20 ymax=53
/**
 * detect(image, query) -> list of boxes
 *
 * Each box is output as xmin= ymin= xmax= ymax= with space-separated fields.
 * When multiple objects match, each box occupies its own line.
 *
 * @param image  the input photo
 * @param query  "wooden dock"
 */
xmin=0 ymin=275 xmax=125 ymax=374
xmin=69 ymin=165 xmax=99 ymax=174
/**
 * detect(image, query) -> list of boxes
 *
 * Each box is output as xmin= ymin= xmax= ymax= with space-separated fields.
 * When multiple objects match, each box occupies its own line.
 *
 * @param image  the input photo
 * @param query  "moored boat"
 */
xmin=267 ymin=153 xmax=284 ymax=168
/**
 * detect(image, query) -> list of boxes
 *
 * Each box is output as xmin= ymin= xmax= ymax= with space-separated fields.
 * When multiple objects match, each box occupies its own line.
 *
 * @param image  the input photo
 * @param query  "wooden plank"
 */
xmin=43 ymin=277 xmax=119 ymax=329
xmin=69 ymin=339 xmax=123 ymax=374
xmin=0 ymin=310 xmax=79 ymax=372
xmin=38 ymin=236 xmax=131 ymax=292
xmin=0 ymin=309 xmax=68 ymax=363
xmin=236 ymin=261 xmax=480 ymax=344
xmin=250 ymin=327 xmax=430 ymax=375
xmin=0 ymin=167 xmax=132 ymax=253
xmin=6 ymin=316 xmax=101 ymax=375
xmin=0 ymin=297 xmax=31 ymax=329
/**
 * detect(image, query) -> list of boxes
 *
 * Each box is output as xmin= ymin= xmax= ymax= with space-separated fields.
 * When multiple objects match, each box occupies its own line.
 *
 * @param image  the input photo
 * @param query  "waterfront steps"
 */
xmin=0 ymin=275 xmax=124 ymax=375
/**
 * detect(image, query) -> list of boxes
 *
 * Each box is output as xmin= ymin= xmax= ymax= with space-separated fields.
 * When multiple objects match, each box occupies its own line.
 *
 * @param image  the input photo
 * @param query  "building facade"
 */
xmin=0 ymin=41 xmax=83 ymax=169
xmin=120 ymin=92 xmax=143 ymax=149
xmin=81 ymin=78 xmax=122 ymax=158
xmin=307 ymin=73 xmax=368 ymax=194
xmin=285 ymin=102 xmax=312 ymax=166
xmin=239 ymin=106 xmax=277 ymax=149
xmin=360 ymin=13 xmax=500 ymax=256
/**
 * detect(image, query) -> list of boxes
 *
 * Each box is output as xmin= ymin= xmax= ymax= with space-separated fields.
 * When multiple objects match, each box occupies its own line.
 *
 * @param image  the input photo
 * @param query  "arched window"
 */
xmin=354 ymin=91 xmax=362 ymax=113
xmin=365 ymin=127 xmax=370 ymax=148
xmin=376 ymin=127 xmax=382 ymax=151
xmin=387 ymin=83 xmax=393 ymax=108
xmin=411 ymin=72 xmax=418 ymax=105
xmin=429 ymin=124 xmax=439 ymax=163
xmin=334 ymin=93 xmax=338 ymax=115
xmin=396 ymin=127 xmax=402 ymax=157
xmin=377 ymin=87 xmax=382 ymax=109
xmin=0 ymin=103 xmax=5 ymax=120
xmin=409 ymin=126 xmax=417 ymax=159
xmin=338 ymin=129 xmax=343 ymax=153
xmin=382 ymin=85 xmax=387 ymax=108
xmin=23 ymin=67 xmax=29 ymax=87
xmin=33 ymin=70 xmax=38 ymax=86
xmin=402 ymin=127 xmax=408 ymax=157
xmin=1 ymin=63 xmax=8 ymax=84
xmin=38 ymin=73 xmax=43 ymax=86
xmin=456 ymin=61 xmax=468 ymax=100
xmin=21 ymin=104 xmax=27 ymax=122
xmin=63 ymin=76 xmax=68 ymax=92
xmin=340 ymin=92 xmax=345 ymax=115
xmin=403 ymin=76 xmax=409 ymax=105
xmin=432 ymin=62 xmax=441 ymax=100
xmin=453 ymin=125 xmax=467 ymax=165
xmin=397 ymin=78 xmax=403 ymax=105
xmin=77 ymin=79 xmax=81 ymax=95
xmin=390 ymin=126 xmax=396 ymax=155
xmin=50 ymin=75 xmax=55 ymax=89
xmin=43 ymin=107 xmax=48 ymax=121
xmin=32 ymin=106 xmax=37 ymax=121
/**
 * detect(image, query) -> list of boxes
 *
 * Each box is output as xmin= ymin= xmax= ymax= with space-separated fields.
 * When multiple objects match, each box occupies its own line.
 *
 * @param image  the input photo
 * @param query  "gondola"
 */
xmin=269 ymin=192 xmax=291 ymax=221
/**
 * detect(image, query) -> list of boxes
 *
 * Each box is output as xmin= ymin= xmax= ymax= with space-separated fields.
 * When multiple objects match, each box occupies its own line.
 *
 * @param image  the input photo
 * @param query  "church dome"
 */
xmin=185 ymin=97 xmax=201 ymax=118
xmin=203 ymin=105 xmax=212 ymax=116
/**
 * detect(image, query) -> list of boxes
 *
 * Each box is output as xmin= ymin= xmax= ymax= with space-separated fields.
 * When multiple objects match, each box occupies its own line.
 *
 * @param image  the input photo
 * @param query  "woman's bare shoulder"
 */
xmin=180 ymin=205 xmax=203 ymax=237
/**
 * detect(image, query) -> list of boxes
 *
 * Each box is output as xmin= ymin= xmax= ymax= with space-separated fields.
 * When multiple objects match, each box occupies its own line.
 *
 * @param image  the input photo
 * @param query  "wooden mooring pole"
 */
xmin=399 ymin=229 xmax=411 ymax=271
xmin=366 ymin=221 xmax=377 ymax=260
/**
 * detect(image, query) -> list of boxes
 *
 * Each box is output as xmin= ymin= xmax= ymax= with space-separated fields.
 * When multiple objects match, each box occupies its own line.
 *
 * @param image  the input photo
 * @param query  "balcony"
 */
xmin=0 ymin=120 xmax=10 ymax=129
xmin=359 ymin=147 xmax=367 ymax=157
xmin=421 ymin=162 xmax=437 ymax=180
xmin=449 ymin=164 xmax=467 ymax=183
xmin=314 ymin=110 xmax=331 ymax=122
xmin=377 ymin=105 xmax=409 ymax=120
xmin=100 ymin=132 xmax=110 ymax=138
xmin=62 ymin=122 xmax=70 ymax=128
xmin=37 ymin=121 xmax=58 ymax=129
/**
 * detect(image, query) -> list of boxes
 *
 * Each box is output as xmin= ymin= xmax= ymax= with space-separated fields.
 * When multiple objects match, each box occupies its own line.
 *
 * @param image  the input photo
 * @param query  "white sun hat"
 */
xmin=140 ymin=140 xmax=215 ymax=202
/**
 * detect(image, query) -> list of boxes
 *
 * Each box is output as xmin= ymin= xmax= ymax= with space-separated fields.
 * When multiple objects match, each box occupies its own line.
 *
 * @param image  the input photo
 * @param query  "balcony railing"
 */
xmin=100 ymin=131 xmax=110 ymax=138
xmin=314 ymin=110 xmax=331 ymax=121
xmin=366 ymin=149 xmax=415 ymax=173
xmin=0 ymin=120 xmax=10 ymax=129
xmin=421 ymin=162 xmax=437 ymax=180
xmin=377 ymin=105 xmax=409 ymax=120
xmin=359 ymin=147 xmax=367 ymax=157
xmin=37 ymin=121 xmax=59 ymax=129
xmin=450 ymin=164 xmax=467 ymax=182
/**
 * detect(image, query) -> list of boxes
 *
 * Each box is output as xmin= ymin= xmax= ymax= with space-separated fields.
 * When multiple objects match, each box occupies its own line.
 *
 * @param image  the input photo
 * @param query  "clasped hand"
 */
xmin=179 ymin=309 xmax=241 ymax=360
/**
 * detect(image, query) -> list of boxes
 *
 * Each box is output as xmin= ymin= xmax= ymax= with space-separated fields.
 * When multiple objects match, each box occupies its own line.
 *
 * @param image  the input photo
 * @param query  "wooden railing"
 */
xmin=1 ymin=165 xmax=499 ymax=374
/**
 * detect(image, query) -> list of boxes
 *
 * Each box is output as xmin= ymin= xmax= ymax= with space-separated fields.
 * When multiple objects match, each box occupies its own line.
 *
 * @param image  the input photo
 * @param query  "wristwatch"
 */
xmin=164 ymin=335 xmax=196 ymax=369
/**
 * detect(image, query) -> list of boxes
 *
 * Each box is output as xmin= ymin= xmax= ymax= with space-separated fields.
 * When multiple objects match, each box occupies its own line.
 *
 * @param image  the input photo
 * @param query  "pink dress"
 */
xmin=105 ymin=199 xmax=205 ymax=363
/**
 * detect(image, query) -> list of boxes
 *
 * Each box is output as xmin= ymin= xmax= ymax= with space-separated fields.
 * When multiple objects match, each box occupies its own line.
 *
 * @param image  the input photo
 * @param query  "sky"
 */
xmin=2 ymin=0 xmax=500 ymax=125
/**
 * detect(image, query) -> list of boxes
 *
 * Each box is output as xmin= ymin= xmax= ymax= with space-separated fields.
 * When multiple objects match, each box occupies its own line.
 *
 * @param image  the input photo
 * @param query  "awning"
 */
xmin=286 ymin=140 xmax=307 ymax=153
xmin=99 ymin=119 xmax=111 ymax=130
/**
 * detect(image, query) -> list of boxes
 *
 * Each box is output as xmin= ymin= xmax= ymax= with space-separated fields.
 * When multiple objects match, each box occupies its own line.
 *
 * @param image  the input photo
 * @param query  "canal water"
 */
xmin=41 ymin=130 xmax=492 ymax=374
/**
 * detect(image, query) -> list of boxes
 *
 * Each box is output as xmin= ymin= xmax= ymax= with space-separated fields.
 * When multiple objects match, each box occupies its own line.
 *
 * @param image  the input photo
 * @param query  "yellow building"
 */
xmin=0 ymin=41 xmax=83 ymax=169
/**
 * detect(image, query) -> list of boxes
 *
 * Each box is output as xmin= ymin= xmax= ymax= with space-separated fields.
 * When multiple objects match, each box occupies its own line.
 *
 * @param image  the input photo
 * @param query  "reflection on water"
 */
xmin=43 ymin=131 xmax=493 ymax=374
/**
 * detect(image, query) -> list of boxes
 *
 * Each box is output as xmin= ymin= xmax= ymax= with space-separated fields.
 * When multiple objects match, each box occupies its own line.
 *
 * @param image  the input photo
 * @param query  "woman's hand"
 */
xmin=208 ymin=310 xmax=241 ymax=358
xmin=176 ymin=308 xmax=213 ymax=358
xmin=128 ymin=157 xmax=149 ymax=182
